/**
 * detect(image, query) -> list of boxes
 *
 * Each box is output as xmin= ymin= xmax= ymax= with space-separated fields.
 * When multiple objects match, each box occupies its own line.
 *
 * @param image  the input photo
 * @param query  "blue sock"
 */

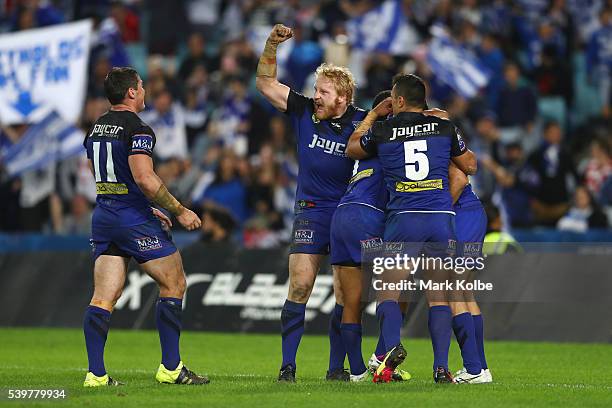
xmin=376 ymin=301 xmax=403 ymax=352
xmin=281 ymin=300 xmax=306 ymax=368
xmin=341 ymin=323 xmax=367 ymax=375
xmin=156 ymin=297 xmax=182 ymax=370
xmin=428 ymin=305 xmax=452 ymax=371
xmin=83 ymin=305 xmax=111 ymax=377
xmin=473 ymin=314 xmax=488 ymax=369
xmin=452 ymin=313 xmax=482 ymax=375
xmin=374 ymin=332 xmax=386 ymax=358
xmin=328 ymin=303 xmax=346 ymax=371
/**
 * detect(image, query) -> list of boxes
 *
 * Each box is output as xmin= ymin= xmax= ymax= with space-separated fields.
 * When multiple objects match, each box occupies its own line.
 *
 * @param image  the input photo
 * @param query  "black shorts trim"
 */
xmin=330 ymin=260 xmax=361 ymax=267
xmin=101 ymin=242 xmax=130 ymax=259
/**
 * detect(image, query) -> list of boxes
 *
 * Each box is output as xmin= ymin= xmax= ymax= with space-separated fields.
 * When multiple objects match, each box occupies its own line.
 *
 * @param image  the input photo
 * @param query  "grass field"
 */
xmin=0 ymin=328 xmax=610 ymax=407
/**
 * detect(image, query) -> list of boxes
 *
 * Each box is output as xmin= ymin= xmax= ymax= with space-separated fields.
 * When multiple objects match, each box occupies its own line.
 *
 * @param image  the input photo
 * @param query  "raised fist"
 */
xmin=268 ymin=24 xmax=293 ymax=45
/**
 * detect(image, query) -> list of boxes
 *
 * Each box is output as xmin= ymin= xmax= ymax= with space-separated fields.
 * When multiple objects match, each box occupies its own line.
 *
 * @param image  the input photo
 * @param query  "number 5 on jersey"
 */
xmin=404 ymin=140 xmax=429 ymax=180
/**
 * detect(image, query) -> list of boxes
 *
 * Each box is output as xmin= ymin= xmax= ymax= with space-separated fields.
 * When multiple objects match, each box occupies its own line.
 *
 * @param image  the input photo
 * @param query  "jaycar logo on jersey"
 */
xmin=132 ymin=134 xmax=154 ymax=154
xmin=390 ymin=123 xmax=439 ymax=140
xmin=294 ymin=229 xmax=314 ymax=244
xmin=135 ymin=235 xmax=162 ymax=251
xmin=307 ymin=134 xmax=346 ymax=156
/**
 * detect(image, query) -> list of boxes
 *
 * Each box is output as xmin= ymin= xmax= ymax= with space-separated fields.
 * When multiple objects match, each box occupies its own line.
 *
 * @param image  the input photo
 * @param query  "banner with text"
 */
xmin=0 ymin=20 xmax=92 ymax=124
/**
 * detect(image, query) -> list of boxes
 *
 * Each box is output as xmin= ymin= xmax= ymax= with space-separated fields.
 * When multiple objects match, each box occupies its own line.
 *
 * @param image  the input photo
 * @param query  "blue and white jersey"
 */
xmin=338 ymin=156 xmax=388 ymax=212
xmin=285 ymin=89 xmax=368 ymax=210
xmin=83 ymin=110 xmax=156 ymax=227
xmin=367 ymin=112 xmax=468 ymax=214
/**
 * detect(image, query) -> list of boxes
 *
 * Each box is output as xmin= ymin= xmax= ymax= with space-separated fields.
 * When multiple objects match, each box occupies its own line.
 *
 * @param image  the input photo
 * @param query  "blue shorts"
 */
xmin=330 ymin=204 xmax=385 ymax=266
xmin=384 ymin=212 xmax=457 ymax=257
xmin=91 ymin=218 xmax=177 ymax=264
xmin=290 ymin=207 xmax=336 ymax=255
xmin=454 ymin=205 xmax=487 ymax=257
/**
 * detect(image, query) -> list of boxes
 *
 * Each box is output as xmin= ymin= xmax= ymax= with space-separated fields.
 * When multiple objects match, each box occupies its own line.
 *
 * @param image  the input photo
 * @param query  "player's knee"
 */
xmin=289 ymin=280 xmax=312 ymax=302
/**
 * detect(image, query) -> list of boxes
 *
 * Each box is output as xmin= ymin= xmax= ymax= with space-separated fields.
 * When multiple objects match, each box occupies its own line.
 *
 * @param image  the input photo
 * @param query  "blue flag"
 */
xmin=1 ymin=110 xmax=84 ymax=177
xmin=347 ymin=0 xmax=418 ymax=55
xmin=427 ymin=29 xmax=491 ymax=99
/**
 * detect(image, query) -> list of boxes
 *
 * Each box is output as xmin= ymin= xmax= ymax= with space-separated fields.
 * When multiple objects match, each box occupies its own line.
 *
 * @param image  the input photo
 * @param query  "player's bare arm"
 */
xmin=128 ymin=154 xmax=201 ymax=231
xmin=452 ymin=149 xmax=477 ymax=176
xmin=346 ymin=97 xmax=392 ymax=159
xmin=449 ymin=162 xmax=469 ymax=204
xmin=423 ymin=108 xmax=450 ymax=120
xmin=424 ymin=108 xmax=475 ymax=197
xmin=255 ymin=24 xmax=293 ymax=112
xmin=422 ymin=108 xmax=477 ymax=175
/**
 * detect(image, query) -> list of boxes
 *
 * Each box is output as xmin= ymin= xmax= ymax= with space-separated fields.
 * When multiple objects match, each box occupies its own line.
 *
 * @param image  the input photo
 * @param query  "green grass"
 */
xmin=0 ymin=328 xmax=610 ymax=407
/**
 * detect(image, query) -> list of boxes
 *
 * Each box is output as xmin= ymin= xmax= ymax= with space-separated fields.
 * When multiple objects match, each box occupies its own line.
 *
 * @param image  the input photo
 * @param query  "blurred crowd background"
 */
xmin=0 ymin=0 xmax=611 ymax=247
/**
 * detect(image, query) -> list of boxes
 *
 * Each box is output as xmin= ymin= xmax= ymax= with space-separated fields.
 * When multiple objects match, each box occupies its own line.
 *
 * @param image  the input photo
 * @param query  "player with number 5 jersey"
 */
xmin=347 ymin=74 xmax=477 ymax=383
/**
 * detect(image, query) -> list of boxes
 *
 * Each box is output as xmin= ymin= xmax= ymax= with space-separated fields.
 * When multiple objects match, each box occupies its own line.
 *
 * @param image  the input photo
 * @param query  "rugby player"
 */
xmin=448 ymin=165 xmax=492 ymax=383
xmin=330 ymin=90 xmax=409 ymax=382
xmin=82 ymin=67 xmax=208 ymax=387
xmin=255 ymin=24 xmax=368 ymax=382
xmin=346 ymin=74 xmax=477 ymax=383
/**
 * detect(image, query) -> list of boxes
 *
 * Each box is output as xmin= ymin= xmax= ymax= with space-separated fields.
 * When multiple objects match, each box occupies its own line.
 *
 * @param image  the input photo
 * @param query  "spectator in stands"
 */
xmin=482 ymin=142 xmax=535 ymax=227
xmin=207 ymin=76 xmax=251 ymax=157
xmin=90 ymin=13 xmax=131 ymax=68
xmin=557 ymin=185 xmax=609 ymax=232
xmin=478 ymin=33 xmax=505 ymax=109
xmin=470 ymin=111 xmax=504 ymax=198
xmin=534 ymin=43 xmax=573 ymax=106
xmin=140 ymin=89 xmax=189 ymax=161
xmin=200 ymin=204 xmax=237 ymax=244
xmin=363 ymin=52 xmax=397 ymax=102
xmin=584 ymin=136 xmax=612 ymax=203
xmin=146 ymin=0 xmax=189 ymax=74
xmin=11 ymin=0 xmax=64 ymax=31
xmin=60 ymin=194 xmax=92 ymax=235
xmin=193 ymin=150 xmax=249 ymax=225
xmin=496 ymin=62 xmax=537 ymax=139
xmin=528 ymin=121 xmax=578 ymax=225
xmin=586 ymin=6 xmax=612 ymax=118
xmin=178 ymin=32 xmax=216 ymax=81
xmin=109 ymin=1 xmax=140 ymax=43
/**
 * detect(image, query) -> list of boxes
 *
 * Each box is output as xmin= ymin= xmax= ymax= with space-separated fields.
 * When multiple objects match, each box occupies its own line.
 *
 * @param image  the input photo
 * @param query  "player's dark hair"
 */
xmin=104 ymin=67 xmax=139 ymax=105
xmin=392 ymin=74 xmax=427 ymax=110
xmin=372 ymin=90 xmax=391 ymax=109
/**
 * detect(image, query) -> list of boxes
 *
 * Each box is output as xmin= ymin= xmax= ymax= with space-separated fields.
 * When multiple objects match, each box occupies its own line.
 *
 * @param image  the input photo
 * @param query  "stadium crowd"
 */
xmin=0 ymin=0 xmax=611 ymax=245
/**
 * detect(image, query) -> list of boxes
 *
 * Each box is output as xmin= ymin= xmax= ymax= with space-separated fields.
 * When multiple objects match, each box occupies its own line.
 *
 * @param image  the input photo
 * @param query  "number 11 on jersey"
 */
xmin=92 ymin=141 xmax=117 ymax=183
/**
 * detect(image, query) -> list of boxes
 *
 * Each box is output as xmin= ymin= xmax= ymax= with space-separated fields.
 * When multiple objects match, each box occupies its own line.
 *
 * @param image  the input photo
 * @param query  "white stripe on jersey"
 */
xmin=337 ymin=202 xmax=384 ymax=213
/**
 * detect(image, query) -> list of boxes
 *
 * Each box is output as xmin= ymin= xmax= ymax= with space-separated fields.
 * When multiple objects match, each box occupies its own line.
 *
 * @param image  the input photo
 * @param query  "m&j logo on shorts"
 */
xmin=360 ymin=237 xmax=383 ymax=250
xmin=294 ymin=230 xmax=314 ymax=244
xmin=135 ymin=236 xmax=162 ymax=251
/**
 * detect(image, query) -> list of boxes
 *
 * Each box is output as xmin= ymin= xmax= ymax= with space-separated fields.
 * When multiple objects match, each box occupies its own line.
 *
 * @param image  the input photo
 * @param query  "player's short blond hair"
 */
xmin=314 ymin=63 xmax=356 ymax=104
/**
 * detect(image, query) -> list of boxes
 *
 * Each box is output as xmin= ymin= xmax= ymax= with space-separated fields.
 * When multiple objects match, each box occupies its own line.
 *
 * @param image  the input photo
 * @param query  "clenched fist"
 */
xmin=268 ymin=24 xmax=293 ymax=45
xmin=176 ymin=208 xmax=202 ymax=231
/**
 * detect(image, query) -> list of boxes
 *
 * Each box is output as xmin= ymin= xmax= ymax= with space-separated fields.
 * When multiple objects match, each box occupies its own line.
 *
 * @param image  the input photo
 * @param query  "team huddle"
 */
xmin=81 ymin=23 xmax=490 ymax=387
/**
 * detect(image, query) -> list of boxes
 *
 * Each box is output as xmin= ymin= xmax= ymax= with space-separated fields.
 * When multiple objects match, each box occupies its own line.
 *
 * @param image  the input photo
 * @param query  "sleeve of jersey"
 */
xmin=128 ymin=126 xmax=156 ymax=157
xmin=359 ymin=128 xmax=377 ymax=155
xmin=285 ymin=89 xmax=312 ymax=117
xmin=450 ymin=126 xmax=468 ymax=157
